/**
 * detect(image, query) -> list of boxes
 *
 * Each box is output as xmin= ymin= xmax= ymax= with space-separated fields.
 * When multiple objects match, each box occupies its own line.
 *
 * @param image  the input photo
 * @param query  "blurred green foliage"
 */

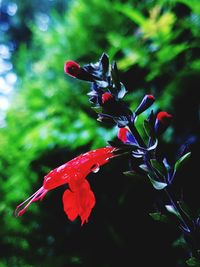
xmin=0 ymin=0 xmax=200 ymax=266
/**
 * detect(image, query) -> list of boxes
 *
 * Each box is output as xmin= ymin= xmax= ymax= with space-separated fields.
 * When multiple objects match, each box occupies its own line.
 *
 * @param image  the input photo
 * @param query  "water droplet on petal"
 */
xmin=91 ymin=164 xmax=100 ymax=173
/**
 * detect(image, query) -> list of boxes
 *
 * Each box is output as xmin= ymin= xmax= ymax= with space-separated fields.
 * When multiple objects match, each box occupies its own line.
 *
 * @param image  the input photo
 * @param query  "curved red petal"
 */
xmin=62 ymin=189 xmax=79 ymax=221
xmin=79 ymin=187 xmax=96 ymax=225
xmin=63 ymin=180 xmax=96 ymax=225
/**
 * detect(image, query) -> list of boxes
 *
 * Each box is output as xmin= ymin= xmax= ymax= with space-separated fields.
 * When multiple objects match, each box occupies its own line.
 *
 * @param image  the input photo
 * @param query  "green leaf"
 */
xmin=172 ymin=235 xmax=187 ymax=249
xmin=148 ymin=175 xmax=168 ymax=190
xmin=114 ymin=3 xmax=146 ymax=26
xmin=123 ymin=171 xmax=139 ymax=177
xmin=149 ymin=212 xmax=169 ymax=223
xmin=175 ymin=152 xmax=191 ymax=172
xmin=91 ymin=106 xmax=103 ymax=113
xmin=186 ymin=257 xmax=200 ymax=267
xmin=123 ymin=171 xmax=146 ymax=179
xmin=150 ymin=159 xmax=166 ymax=176
xmin=143 ymin=119 xmax=152 ymax=137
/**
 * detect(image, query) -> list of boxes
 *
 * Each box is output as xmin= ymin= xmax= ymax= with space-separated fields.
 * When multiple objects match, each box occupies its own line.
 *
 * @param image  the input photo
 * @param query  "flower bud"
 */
xmin=102 ymin=92 xmax=114 ymax=104
xmin=64 ymin=61 xmax=81 ymax=78
xmin=118 ymin=128 xmax=129 ymax=143
xmin=118 ymin=127 xmax=137 ymax=144
xmin=154 ymin=111 xmax=172 ymax=135
xmin=135 ymin=94 xmax=155 ymax=116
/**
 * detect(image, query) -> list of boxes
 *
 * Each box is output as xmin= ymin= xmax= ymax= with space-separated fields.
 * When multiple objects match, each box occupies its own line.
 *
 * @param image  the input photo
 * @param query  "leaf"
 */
xmin=186 ymin=257 xmax=200 ymax=267
xmin=139 ymin=164 xmax=149 ymax=172
xmin=150 ymin=159 xmax=166 ymax=176
xmin=95 ymin=80 xmax=109 ymax=88
xmin=148 ymin=175 xmax=167 ymax=190
xmin=165 ymin=205 xmax=181 ymax=220
xmin=143 ymin=119 xmax=152 ymax=137
xmin=177 ymin=201 xmax=193 ymax=220
xmin=172 ymin=235 xmax=187 ymax=249
xmin=117 ymin=84 xmax=127 ymax=99
xmin=149 ymin=212 xmax=169 ymax=223
xmin=91 ymin=106 xmax=103 ymax=113
xmin=174 ymin=152 xmax=191 ymax=172
xmin=114 ymin=3 xmax=146 ymax=26
xmin=111 ymin=61 xmax=121 ymax=91
xmin=100 ymin=53 xmax=109 ymax=76
xmin=123 ymin=171 xmax=146 ymax=180
xmin=123 ymin=171 xmax=139 ymax=177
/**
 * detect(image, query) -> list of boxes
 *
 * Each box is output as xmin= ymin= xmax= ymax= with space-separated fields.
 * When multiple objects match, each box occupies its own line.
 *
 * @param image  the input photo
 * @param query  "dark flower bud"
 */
xmin=135 ymin=94 xmax=155 ymax=116
xmin=118 ymin=127 xmax=137 ymax=144
xmin=102 ymin=92 xmax=114 ymax=104
xmin=64 ymin=61 xmax=100 ymax=81
xmin=64 ymin=61 xmax=81 ymax=78
xmin=118 ymin=128 xmax=129 ymax=143
xmin=154 ymin=111 xmax=172 ymax=135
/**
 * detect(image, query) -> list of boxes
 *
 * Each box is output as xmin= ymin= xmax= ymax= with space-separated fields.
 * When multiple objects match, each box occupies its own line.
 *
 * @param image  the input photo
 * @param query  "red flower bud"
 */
xmin=157 ymin=111 xmax=172 ymax=125
xmin=64 ymin=61 xmax=81 ymax=78
xmin=102 ymin=92 xmax=114 ymax=104
xmin=155 ymin=111 xmax=172 ymax=135
xmin=135 ymin=94 xmax=155 ymax=116
xmin=118 ymin=127 xmax=129 ymax=143
xmin=147 ymin=94 xmax=155 ymax=100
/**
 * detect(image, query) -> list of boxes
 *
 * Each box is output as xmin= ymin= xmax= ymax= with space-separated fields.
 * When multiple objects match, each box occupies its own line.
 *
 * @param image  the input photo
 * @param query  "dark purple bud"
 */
xmin=64 ymin=61 xmax=81 ymax=78
xmin=135 ymin=95 xmax=155 ymax=116
xmin=118 ymin=127 xmax=137 ymax=144
xmin=154 ymin=111 xmax=172 ymax=135
xmin=118 ymin=128 xmax=129 ymax=143
xmin=64 ymin=60 xmax=100 ymax=82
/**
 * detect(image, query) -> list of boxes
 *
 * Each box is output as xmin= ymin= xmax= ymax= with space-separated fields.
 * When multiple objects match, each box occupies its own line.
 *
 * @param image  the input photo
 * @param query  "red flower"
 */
xmin=64 ymin=61 xmax=81 ymax=78
xmin=15 ymin=147 xmax=115 ymax=225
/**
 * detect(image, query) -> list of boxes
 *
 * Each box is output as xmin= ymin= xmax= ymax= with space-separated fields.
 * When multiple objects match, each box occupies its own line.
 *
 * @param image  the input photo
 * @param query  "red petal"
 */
xmin=79 ymin=187 xmax=95 ymax=225
xmin=76 ymin=180 xmax=96 ymax=225
xmin=62 ymin=180 xmax=96 ymax=225
xmin=62 ymin=189 xmax=79 ymax=221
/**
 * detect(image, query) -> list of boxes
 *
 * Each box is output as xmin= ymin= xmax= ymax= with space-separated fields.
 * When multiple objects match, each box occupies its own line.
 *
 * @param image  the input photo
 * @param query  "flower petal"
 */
xmin=62 ymin=189 xmax=79 ymax=221
xmin=78 ymin=182 xmax=96 ymax=225
xmin=62 ymin=180 xmax=96 ymax=225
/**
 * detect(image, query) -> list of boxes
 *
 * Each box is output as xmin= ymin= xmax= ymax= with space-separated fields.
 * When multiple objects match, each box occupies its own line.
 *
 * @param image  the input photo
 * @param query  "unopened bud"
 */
xmin=155 ymin=111 xmax=172 ymax=135
xmin=64 ymin=61 xmax=81 ymax=78
xmin=135 ymin=94 xmax=155 ymax=116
